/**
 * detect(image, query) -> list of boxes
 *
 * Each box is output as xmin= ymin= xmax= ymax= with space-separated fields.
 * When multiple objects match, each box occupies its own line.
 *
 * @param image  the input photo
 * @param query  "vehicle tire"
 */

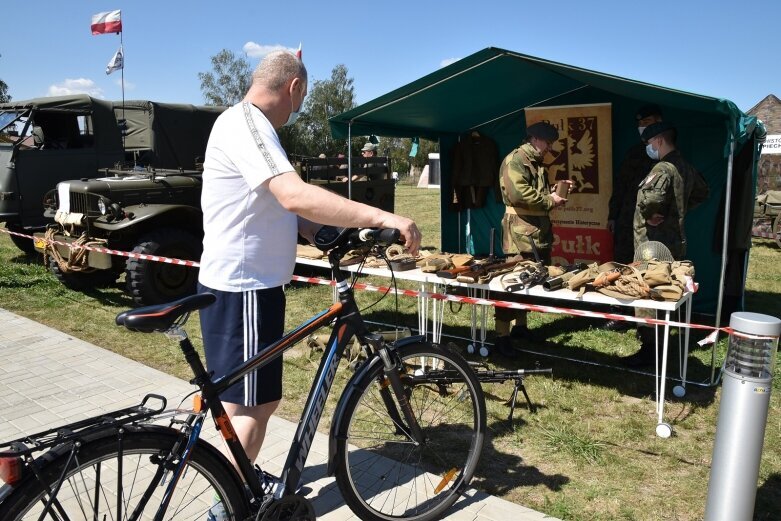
xmin=334 ymin=342 xmax=486 ymax=521
xmin=774 ymin=214 xmax=781 ymax=249
xmin=49 ymin=257 xmax=119 ymax=290
xmin=0 ymin=427 xmax=249 ymax=521
xmin=126 ymin=228 xmax=201 ymax=306
xmin=5 ymin=224 xmax=39 ymax=256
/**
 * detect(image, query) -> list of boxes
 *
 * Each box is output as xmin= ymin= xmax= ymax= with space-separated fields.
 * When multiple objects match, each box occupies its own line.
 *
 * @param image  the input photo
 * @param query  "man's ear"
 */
xmin=290 ymin=77 xmax=303 ymax=94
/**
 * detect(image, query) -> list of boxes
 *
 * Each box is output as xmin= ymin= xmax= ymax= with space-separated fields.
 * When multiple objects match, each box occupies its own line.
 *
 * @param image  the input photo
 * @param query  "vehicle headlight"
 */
xmin=97 ymin=198 xmax=107 ymax=215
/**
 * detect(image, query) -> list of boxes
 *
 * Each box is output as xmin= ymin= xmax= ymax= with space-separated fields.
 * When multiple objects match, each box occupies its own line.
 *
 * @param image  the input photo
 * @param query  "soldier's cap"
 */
xmin=641 ymin=121 xmax=675 ymax=142
xmin=636 ymin=103 xmax=663 ymax=121
xmin=361 ymin=142 xmax=378 ymax=152
xmin=526 ymin=121 xmax=559 ymax=142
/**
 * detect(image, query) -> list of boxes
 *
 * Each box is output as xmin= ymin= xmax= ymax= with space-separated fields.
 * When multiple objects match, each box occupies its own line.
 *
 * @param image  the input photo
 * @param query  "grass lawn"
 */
xmin=1 ymin=183 xmax=780 ymax=520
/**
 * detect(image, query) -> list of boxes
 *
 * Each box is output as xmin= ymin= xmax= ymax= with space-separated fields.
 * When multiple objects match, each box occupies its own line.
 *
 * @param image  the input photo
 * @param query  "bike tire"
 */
xmin=0 ymin=426 xmax=250 ymax=521
xmin=334 ymin=342 xmax=486 ymax=521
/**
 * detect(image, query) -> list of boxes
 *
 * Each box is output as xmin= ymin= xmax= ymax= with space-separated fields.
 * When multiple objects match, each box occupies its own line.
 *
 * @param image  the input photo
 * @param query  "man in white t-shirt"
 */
xmin=198 ymin=50 xmax=421 ymax=479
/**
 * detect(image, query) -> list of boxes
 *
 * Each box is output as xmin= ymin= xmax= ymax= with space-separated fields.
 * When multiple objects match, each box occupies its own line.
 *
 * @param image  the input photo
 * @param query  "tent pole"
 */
xmin=710 ymin=135 xmax=736 ymax=385
xmin=347 ymin=122 xmax=352 ymax=200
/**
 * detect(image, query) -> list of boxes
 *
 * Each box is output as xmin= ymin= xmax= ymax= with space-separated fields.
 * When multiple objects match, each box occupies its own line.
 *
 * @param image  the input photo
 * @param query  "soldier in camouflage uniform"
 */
xmin=604 ymin=104 xmax=663 ymax=332
xmin=608 ymin=104 xmax=663 ymax=263
xmin=623 ymin=121 xmax=709 ymax=367
xmin=494 ymin=121 xmax=569 ymax=356
xmin=633 ymin=121 xmax=709 ymax=259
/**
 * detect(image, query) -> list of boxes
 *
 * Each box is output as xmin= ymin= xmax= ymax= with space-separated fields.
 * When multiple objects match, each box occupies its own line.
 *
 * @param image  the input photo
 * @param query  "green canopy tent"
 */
xmin=330 ymin=47 xmax=764 ymax=321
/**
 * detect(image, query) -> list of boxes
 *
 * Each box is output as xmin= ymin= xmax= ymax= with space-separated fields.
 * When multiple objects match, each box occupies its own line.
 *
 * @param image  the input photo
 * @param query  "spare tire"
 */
xmin=126 ymin=228 xmax=202 ymax=306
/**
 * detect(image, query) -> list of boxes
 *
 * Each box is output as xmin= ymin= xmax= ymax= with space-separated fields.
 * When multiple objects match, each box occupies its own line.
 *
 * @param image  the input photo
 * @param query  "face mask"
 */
xmin=283 ymin=85 xmax=303 ymax=127
xmin=283 ymin=102 xmax=301 ymax=127
xmin=638 ymin=126 xmax=646 ymax=137
xmin=646 ymin=142 xmax=660 ymax=160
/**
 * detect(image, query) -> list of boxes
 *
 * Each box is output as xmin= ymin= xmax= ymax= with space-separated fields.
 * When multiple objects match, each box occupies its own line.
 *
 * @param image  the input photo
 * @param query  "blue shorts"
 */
xmin=198 ymin=283 xmax=284 ymax=406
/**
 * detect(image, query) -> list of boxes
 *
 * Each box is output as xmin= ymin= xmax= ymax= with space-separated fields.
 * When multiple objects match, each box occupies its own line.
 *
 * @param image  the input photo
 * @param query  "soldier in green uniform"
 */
xmin=609 ymin=104 xmax=663 ymax=263
xmin=604 ymin=104 xmax=663 ymax=332
xmin=494 ymin=121 xmax=569 ymax=356
xmin=623 ymin=121 xmax=709 ymax=366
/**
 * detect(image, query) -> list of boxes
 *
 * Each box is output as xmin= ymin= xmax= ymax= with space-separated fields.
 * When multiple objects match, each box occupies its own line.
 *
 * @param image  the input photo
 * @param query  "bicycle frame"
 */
xmin=172 ymin=252 xmax=421 ymax=503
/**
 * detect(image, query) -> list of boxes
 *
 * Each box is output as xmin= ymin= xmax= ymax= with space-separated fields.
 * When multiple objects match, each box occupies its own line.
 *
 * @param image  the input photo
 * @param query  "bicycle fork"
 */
xmin=376 ymin=343 xmax=426 ymax=445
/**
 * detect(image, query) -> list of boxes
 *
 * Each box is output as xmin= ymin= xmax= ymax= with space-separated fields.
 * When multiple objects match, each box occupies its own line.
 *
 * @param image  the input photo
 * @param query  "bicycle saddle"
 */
xmin=116 ymin=293 xmax=217 ymax=333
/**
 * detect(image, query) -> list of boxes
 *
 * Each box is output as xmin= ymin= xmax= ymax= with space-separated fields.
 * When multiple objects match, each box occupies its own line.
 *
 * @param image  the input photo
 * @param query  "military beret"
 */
xmin=526 ymin=121 xmax=559 ymax=142
xmin=641 ymin=121 xmax=675 ymax=141
xmin=361 ymin=142 xmax=378 ymax=152
xmin=636 ymin=103 xmax=663 ymax=120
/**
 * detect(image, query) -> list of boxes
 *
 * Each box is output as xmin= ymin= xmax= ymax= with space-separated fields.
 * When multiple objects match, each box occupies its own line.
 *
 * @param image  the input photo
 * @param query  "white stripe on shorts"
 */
xmin=243 ymin=291 xmax=259 ymax=406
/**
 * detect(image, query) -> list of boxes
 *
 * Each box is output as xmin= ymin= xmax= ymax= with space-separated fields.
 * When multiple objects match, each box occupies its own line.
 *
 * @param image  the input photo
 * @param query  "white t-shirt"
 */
xmin=199 ymin=102 xmax=297 ymax=292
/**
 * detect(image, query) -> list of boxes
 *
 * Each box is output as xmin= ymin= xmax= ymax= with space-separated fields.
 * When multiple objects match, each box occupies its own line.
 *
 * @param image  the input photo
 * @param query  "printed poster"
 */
xmin=525 ymin=103 xmax=613 ymax=265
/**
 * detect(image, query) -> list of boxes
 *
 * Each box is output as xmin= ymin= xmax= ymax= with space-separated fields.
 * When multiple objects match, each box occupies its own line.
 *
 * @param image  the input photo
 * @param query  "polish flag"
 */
xmin=91 ymin=10 xmax=122 ymax=35
xmin=296 ymin=43 xmax=302 ymax=59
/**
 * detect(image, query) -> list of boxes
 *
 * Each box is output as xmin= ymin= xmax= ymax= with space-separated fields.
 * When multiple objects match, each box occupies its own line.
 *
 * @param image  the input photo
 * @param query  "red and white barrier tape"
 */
xmin=3 ymin=227 xmax=758 ymax=341
xmin=290 ymin=273 xmax=724 ymax=333
xmin=1 ymin=227 xmax=199 ymax=266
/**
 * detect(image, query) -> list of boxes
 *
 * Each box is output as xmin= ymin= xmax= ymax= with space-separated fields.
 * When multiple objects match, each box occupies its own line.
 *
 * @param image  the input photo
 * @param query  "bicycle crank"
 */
xmin=258 ymin=494 xmax=315 ymax=521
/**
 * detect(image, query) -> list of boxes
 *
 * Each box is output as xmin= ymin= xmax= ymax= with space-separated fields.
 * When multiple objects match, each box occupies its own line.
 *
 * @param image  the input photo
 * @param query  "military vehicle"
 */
xmin=0 ymin=95 xmax=124 ymax=253
xmin=300 ymin=155 xmax=395 ymax=212
xmin=32 ymin=100 xmax=224 ymax=305
xmin=38 ymin=168 xmax=204 ymax=305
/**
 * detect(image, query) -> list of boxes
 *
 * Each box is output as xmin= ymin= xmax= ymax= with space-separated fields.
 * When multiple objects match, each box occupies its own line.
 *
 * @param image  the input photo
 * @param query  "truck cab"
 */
xmin=0 ymin=95 xmax=123 ymax=252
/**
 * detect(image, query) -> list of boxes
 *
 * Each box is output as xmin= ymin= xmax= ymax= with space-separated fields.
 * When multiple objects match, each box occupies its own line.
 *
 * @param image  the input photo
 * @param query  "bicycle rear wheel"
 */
xmin=334 ymin=342 xmax=485 ymax=521
xmin=0 ymin=426 xmax=249 ymax=521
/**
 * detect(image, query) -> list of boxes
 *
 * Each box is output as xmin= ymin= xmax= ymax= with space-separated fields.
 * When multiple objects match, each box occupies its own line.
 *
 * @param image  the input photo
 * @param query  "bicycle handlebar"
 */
xmin=357 ymin=228 xmax=400 ymax=246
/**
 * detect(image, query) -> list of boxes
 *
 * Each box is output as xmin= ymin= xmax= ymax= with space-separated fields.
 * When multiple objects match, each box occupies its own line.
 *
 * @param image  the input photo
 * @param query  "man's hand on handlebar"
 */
xmin=393 ymin=218 xmax=421 ymax=256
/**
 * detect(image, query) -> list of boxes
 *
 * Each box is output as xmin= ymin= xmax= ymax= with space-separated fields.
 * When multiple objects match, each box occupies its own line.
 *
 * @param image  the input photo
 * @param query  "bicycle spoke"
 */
xmin=336 ymin=345 xmax=485 ymax=520
xmin=3 ymin=432 xmax=247 ymax=521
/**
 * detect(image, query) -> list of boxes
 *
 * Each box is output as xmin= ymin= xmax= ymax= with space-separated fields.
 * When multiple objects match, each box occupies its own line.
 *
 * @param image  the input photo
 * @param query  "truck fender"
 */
xmin=327 ymin=335 xmax=426 ymax=476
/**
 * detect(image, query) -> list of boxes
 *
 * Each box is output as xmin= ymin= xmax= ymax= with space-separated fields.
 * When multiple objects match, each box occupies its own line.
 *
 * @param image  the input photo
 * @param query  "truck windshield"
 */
xmin=0 ymin=109 xmax=29 ymax=134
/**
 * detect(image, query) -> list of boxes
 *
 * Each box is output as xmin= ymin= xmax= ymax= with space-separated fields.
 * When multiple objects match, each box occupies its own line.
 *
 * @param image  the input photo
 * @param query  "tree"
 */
xmin=284 ymin=64 xmax=356 ymax=157
xmin=0 ymin=79 xmax=10 ymax=103
xmin=198 ymin=50 xmax=251 ymax=106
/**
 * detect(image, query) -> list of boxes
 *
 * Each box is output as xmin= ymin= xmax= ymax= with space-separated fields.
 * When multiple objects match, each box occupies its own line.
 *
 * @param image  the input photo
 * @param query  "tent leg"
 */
xmin=710 ymin=136 xmax=736 ymax=385
xmin=347 ymin=123 xmax=352 ymax=200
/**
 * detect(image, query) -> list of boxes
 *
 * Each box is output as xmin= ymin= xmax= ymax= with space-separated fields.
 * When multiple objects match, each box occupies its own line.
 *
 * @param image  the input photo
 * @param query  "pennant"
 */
xmin=106 ymin=46 xmax=123 ymax=75
xmin=91 ymin=10 xmax=122 ymax=35
xmin=409 ymin=137 xmax=419 ymax=158
xmin=296 ymin=42 xmax=302 ymax=59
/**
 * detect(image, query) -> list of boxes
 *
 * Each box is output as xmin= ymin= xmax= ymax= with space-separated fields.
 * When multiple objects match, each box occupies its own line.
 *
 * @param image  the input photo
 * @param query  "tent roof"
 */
xmin=330 ymin=47 xmax=752 ymax=142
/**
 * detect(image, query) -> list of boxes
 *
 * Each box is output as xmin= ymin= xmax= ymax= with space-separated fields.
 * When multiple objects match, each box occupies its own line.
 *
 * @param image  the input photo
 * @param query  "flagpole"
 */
xmin=119 ymin=29 xmax=125 ymax=148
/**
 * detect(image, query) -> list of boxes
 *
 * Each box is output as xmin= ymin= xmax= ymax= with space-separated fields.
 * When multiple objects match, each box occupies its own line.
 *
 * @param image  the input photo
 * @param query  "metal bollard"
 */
xmin=704 ymin=312 xmax=780 ymax=521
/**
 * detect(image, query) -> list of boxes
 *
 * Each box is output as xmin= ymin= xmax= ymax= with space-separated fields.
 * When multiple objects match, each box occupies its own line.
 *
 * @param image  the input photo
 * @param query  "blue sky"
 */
xmin=2 ymin=1 xmax=778 ymax=113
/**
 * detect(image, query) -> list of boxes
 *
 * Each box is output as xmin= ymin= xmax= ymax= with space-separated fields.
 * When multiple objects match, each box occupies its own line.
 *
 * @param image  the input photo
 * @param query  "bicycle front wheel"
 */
xmin=334 ymin=342 xmax=486 ymax=521
xmin=0 ymin=426 xmax=249 ymax=521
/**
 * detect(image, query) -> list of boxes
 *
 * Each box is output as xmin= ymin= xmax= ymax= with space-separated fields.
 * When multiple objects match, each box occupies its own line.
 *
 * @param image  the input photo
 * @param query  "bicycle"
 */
xmin=0 ymin=226 xmax=487 ymax=521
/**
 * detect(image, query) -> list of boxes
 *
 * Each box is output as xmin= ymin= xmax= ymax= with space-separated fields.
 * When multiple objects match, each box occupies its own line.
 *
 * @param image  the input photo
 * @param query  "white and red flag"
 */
xmin=91 ymin=10 xmax=122 ymax=35
xmin=296 ymin=42 xmax=302 ymax=59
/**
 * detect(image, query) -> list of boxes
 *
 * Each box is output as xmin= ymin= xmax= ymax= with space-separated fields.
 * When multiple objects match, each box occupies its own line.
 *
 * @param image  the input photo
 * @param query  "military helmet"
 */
xmin=526 ymin=121 xmax=559 ymax=142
